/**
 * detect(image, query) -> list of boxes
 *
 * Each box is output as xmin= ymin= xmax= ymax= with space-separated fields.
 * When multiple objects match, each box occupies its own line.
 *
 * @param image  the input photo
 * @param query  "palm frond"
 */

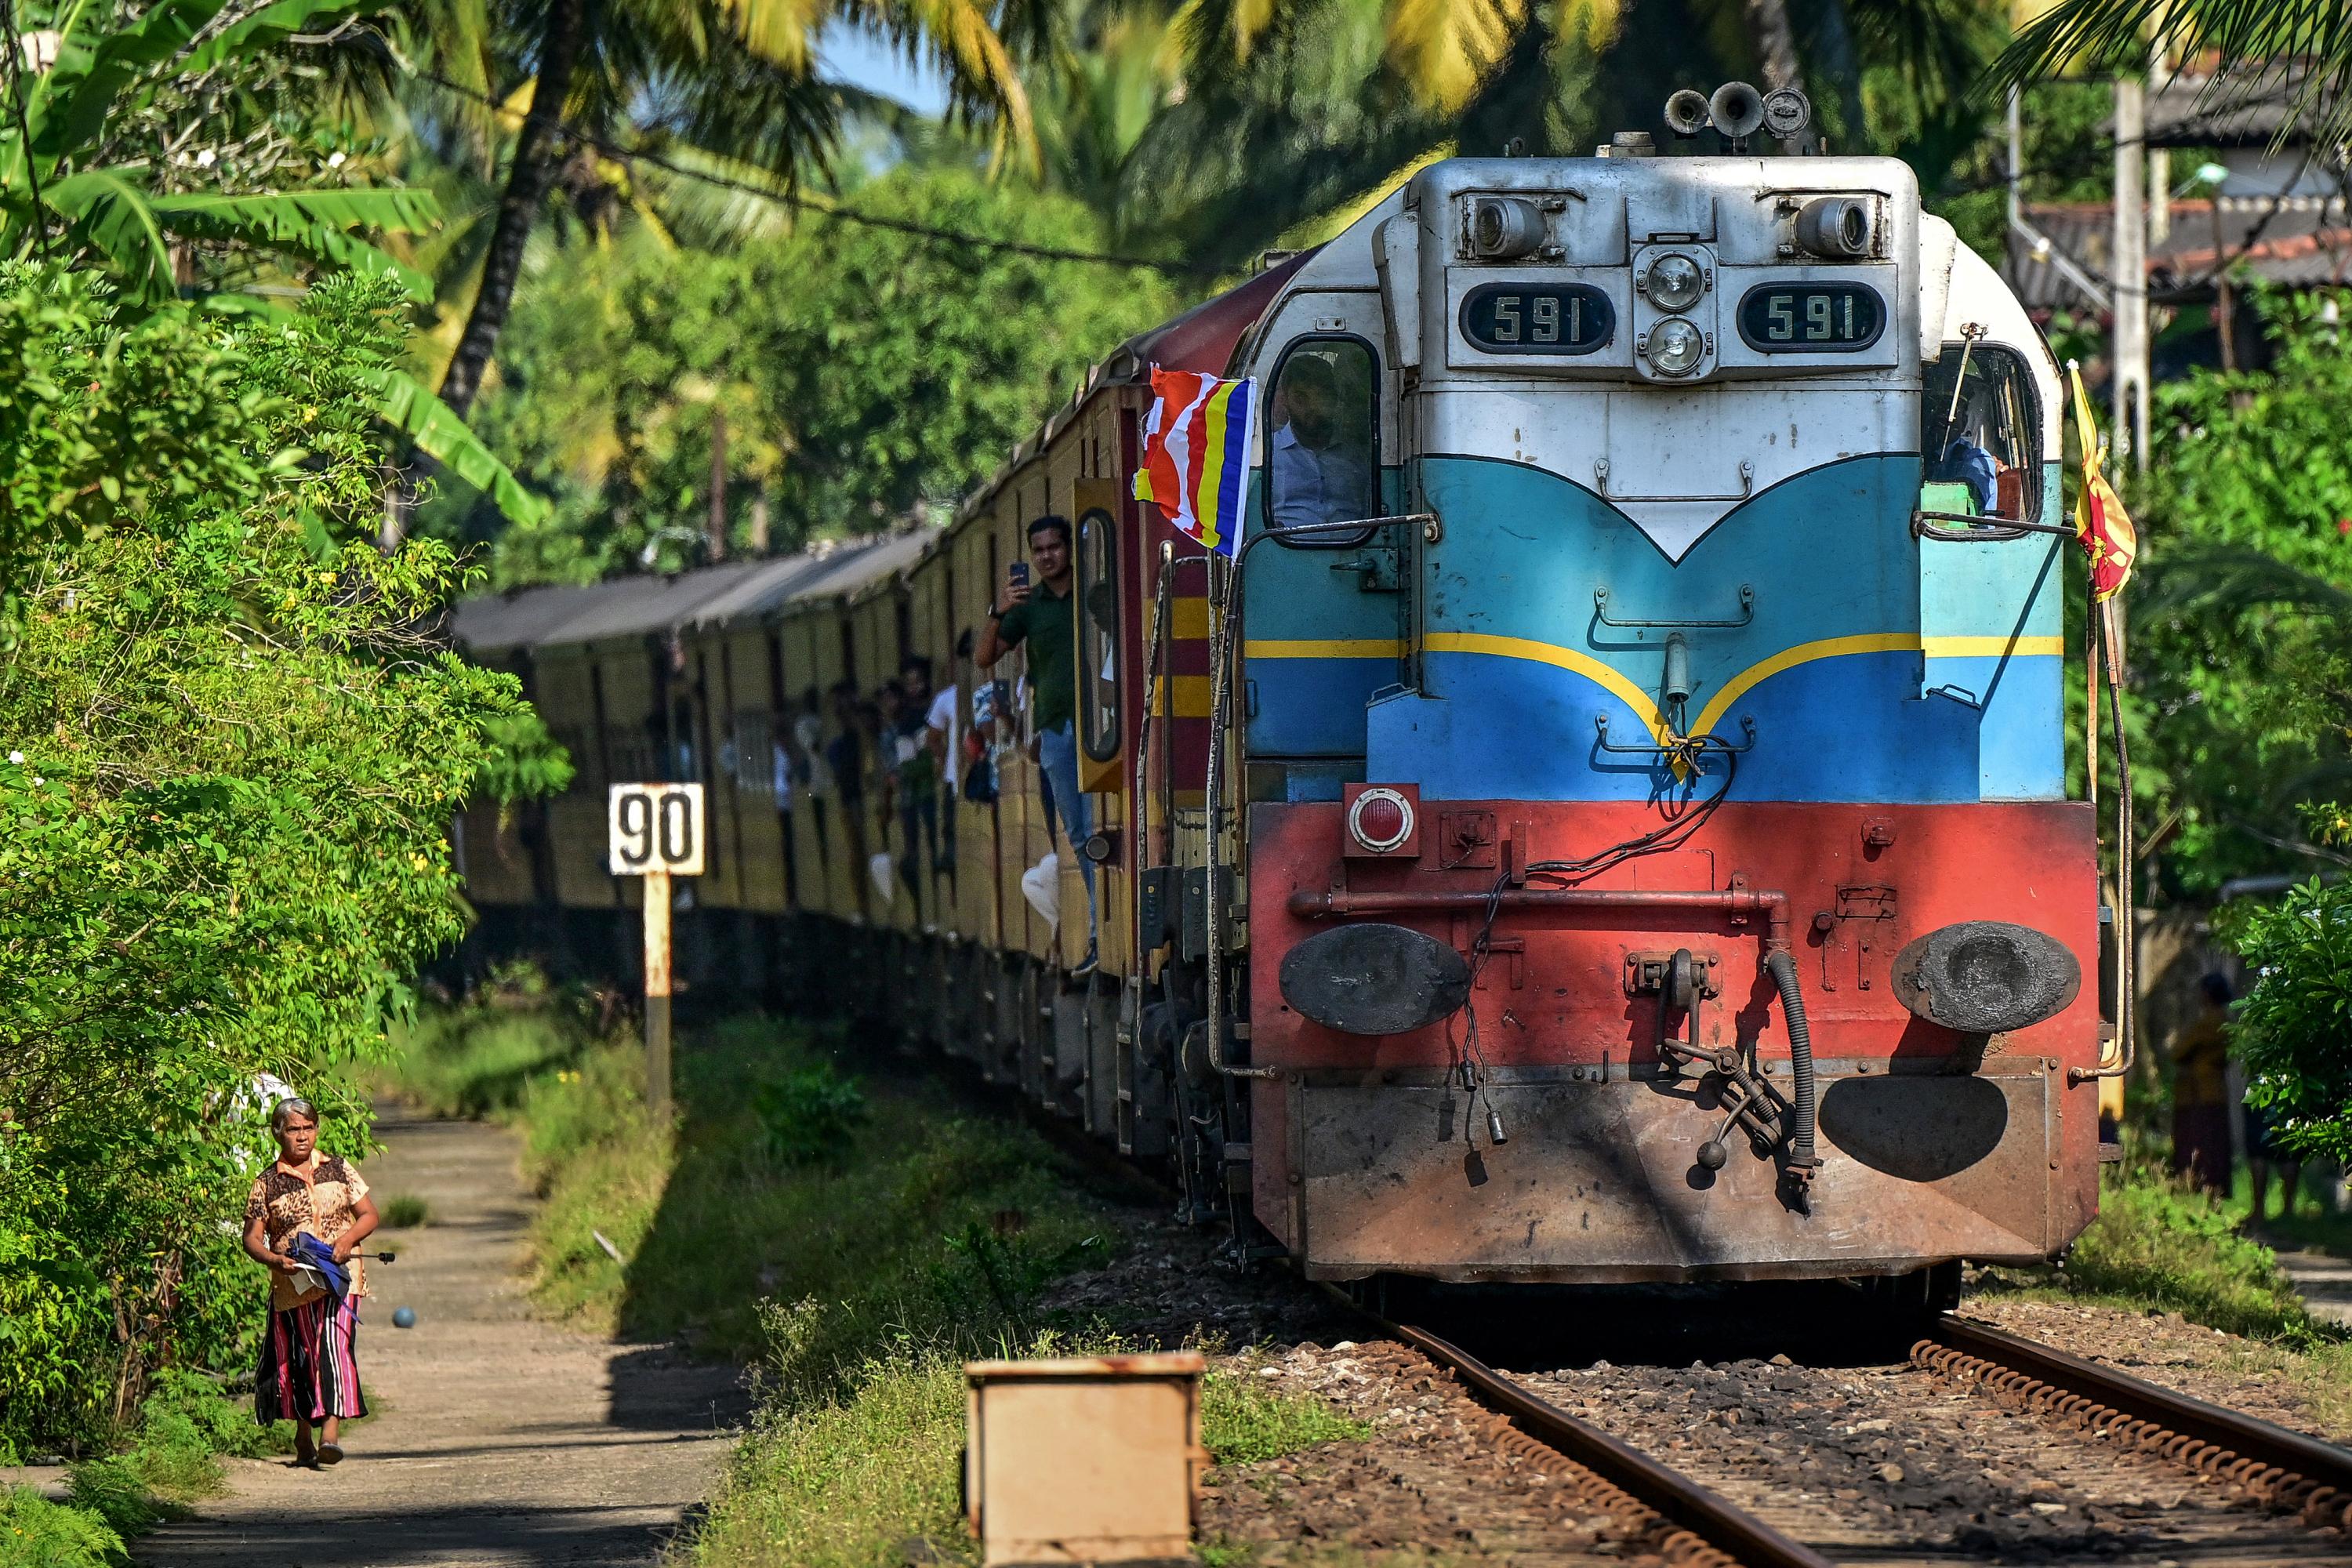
xmin=1984 ymin=0 xmax=2352 ymax=150
xmin=151 ymin=188 xmax=442 ymax=297
xmin=361 ymin=365 xmax=552 ymax=524
xmin=42 ymin=169 xmax=178 ymax=299
xmin=26 ymin=0 xmax=238 ymax=154
xmin=2140 ymin=538 xmax=2352 ymax=624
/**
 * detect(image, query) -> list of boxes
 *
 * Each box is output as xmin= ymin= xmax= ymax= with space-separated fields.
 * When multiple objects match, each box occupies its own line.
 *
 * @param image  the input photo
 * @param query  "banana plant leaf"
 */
xmin=359 ymin=365 xmax=552 ymax=527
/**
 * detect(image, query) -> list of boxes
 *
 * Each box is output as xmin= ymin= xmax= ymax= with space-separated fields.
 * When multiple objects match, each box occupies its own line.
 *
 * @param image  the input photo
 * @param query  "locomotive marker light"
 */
xmin=1465 ymin=194 xmax=1547 ymax=261
xmin=1345 ymin=784 xmax=1420 ymax=856
xmin=1890 ymin=921 xmax=2082 ymax=1036
xmin=1795 ymin=195 xmax=1877 ymax=259
xmin=1760 ymin=86 xmax=1812 ymax=142
xmin=1639 ymin=252 xmax=1708 ymax=312
xmin=1644 ymin=318 xmax=1707 ymax=376
xmin=608 ymin=782 xmax=705 ymax=1116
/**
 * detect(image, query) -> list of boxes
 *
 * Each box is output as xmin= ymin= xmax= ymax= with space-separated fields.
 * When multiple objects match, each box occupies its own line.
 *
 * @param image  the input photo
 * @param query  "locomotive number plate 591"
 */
xmin=1736 ymin=282 xmax=1886 ymax=351
xmin=1459 ymin=282 xmax=1614 ymax=355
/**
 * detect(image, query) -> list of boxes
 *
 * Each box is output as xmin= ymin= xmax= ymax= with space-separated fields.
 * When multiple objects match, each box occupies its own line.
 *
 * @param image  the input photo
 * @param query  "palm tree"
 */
xmin=1991 ymin=0 xmax=2351 ymax=149
xmin=0 ymin=0 xmax=547 ymax=523
xmin=1 ymin=0 xmax=442 ymax=299
xmin=430 ymin=0 xmax=1040 ymax=421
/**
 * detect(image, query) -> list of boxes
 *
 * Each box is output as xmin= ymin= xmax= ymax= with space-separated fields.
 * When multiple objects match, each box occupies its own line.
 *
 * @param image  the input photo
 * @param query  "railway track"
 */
xmin=1394 ymin=1321 xmax=1837 ymax=1568
xmin=1352 ymin=1305 xmax=2352 ymax=1568
xmin=1912 ymin=1316 xmax=2352 ymax=1533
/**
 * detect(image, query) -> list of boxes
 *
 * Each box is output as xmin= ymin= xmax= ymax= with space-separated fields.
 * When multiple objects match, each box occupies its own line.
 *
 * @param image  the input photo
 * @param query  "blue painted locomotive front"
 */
xmin=1246 ymin=452 xmax=2066 ymax=806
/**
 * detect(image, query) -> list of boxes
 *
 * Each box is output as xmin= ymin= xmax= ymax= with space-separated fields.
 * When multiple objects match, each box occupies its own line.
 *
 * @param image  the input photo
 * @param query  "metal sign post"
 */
xmin=608 ymin=782 xmax=706 ymax=1116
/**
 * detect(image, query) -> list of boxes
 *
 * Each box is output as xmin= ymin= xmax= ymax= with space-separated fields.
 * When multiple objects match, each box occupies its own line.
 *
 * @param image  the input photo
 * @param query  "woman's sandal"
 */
xmin=292 ymin=1442 xmax=318 ymax=1469
xmin=317 ymin=1442 xmax=344 ymax=1467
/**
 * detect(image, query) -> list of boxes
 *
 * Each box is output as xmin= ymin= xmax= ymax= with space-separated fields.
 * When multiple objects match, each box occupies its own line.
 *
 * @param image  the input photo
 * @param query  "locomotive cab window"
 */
xmin=1267 ymin=339 xmax=1377 ymax=546
xmin=1076 ymin=507 xmax=1120 ymax=763
xmin=1921 ymin=343 xmax=2041 ymax=522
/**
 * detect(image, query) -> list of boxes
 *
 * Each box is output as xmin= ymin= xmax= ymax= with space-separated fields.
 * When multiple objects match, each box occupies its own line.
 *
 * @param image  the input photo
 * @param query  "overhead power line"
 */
xmin=411 ymin=68 xmax=1212 ymax=277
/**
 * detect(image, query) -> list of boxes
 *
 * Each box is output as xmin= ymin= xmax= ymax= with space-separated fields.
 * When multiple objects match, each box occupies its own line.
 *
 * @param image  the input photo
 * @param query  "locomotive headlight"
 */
xmin=1647 ymin=318 xmax=1705 ymax=376
xmin=1642 ymin=252 xmax=1706 ymax=312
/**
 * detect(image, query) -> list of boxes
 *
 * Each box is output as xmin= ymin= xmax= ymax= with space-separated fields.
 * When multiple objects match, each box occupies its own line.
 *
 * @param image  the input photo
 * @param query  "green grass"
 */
xmin=1 ymin=1370 xmax=281 ymax=1564
xmin=382 ymin=978 xmax=1374 ymax=1568
xmin=1202 ymin=1368 xmax=1374 ymax=1465
xmin=684 ymin=1348 xmax=1372 ymax=1568
xmin=379 ymin=967 xmax=592 ymax=1118
xmin=0 ymin=1486 xmax=129 ymax=1568
xmin=1983 ymin=1147 xmax=2352 ymax=1436
xmin=378 ymin=1194 xmax=431 ymax=1229
xmin=688 ymin=1352 xmax=975 ymax=1568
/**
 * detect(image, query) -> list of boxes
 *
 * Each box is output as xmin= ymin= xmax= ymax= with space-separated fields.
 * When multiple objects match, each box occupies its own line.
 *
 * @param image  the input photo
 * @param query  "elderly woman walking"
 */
xmin=241 ymin=1098 xmax=379 ymax=1466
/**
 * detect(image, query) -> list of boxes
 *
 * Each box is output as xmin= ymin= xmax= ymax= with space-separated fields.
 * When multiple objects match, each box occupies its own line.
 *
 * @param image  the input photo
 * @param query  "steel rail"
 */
xmin=1395 ymin=1322 xmax=1838 ymax=1568
xmin=1916 ymin=1316 xmax=2352 ymax=1531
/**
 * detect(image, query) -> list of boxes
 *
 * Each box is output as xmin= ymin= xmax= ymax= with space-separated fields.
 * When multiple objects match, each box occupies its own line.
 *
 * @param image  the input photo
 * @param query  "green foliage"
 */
xmin=0 ymin=266 xmax=550 ymax=1457
xmin=2119 ymin=288 xmax=2352 ymax=898
xmin=379 ymin=1194 xmax=433 ymax=1229
xmin=60 ymin=1465 xmax=162 ymax=1542
xmin=0 ymin=0 xmax=431 ymax=302
xmin=1202 ymin=1370 xmax=1373 ymax=1465
xmin=2223 ymin=877 xmax=2352 ymax=1163
xmin=686 ymin=1352 xmax=975 ymax=1568
xmin=379 ymin=967 xmax=597 ymax=1117
xmin=752 ymin=1064 xmax=869 ymax=1170
xmin=0 ymin=1486 xmax=129 ymax=1568
xmin=0 ymin=263 xmax=282 ymax=631
xmin=2052 ymin=1151 xmax=2332 ymax=1343
xmin=445 ymin=166 xmax=1180 ymax=580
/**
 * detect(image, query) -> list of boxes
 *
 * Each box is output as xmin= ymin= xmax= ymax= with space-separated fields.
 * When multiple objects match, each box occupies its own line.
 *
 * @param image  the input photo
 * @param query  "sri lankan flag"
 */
xmin=1134 ymin=367 xmax=1258 ymax=557
xmin=2068 ymin=363 xmax=2138 ymax=601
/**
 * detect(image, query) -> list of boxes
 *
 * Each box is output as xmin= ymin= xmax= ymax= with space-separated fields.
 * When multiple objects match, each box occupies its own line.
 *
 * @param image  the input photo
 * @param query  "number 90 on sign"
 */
xmin=608 ymin=783 xmax=706 ymax=876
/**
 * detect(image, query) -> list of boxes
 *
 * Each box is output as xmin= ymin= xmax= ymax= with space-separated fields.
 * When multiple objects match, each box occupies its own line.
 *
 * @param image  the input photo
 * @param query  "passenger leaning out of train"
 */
xmin=975 ymin=513 xmax=1097 ymax=976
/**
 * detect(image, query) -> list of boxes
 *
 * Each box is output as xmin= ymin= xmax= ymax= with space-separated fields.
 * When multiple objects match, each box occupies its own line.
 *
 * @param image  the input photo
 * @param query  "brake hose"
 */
xmin=1765 ymin=949 xmax=1819 ymax=1176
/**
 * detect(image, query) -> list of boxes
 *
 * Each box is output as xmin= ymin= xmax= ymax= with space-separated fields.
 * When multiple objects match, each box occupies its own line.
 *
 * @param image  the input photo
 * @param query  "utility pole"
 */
xmin=2112 ymin=74 xmax=2151 ymax=472
xmin=707 ymin=408 xmax=729 ymax=562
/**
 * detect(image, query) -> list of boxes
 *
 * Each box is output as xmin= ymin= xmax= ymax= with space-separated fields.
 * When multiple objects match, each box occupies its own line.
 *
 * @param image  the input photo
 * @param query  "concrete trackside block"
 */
xmin=965 ymin=1352 xmax=1207 ymax=1565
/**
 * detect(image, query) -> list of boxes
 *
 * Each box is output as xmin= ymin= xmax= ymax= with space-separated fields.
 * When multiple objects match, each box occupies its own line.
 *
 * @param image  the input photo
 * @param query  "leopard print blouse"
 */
xmin=245 ymin=1156 xmax=371 ymax=1310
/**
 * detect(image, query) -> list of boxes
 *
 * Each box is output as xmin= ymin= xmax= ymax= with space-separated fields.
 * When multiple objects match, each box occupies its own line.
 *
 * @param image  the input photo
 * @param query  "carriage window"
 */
xmin=1267 ymin=338 xmax=1377 ymax=546
xmin=1076 ymin=508 xmax=1120 ymax=763
xmin=1921 ymin=343 xmax=2041 ymax=521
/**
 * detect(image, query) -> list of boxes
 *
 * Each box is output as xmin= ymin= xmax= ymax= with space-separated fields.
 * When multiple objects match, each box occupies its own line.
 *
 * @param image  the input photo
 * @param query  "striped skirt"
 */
xmin=255 ymin=1294 xmax=367 ymax=1424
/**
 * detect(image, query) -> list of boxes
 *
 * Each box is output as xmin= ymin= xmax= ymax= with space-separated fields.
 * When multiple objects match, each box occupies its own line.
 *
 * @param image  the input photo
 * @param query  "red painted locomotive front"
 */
xmin=1246 ymin=798 xmax=2104 ymax=1284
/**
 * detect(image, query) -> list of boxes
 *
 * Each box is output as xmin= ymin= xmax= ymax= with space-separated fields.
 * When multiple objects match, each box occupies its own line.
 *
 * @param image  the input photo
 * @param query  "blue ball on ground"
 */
xmin=392 ymin=1305 xmax=416 ymax=1328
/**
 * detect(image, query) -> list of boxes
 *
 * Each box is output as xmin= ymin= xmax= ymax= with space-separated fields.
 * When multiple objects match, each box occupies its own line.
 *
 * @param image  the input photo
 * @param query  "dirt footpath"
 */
xmin=138 ymin=1108 xmax=746 ymax=1568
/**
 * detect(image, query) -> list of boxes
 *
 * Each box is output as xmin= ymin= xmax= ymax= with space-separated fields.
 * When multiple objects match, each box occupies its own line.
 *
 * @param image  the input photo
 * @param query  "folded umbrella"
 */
xmin=284 ymin=1232 xmax=350 ymax=1300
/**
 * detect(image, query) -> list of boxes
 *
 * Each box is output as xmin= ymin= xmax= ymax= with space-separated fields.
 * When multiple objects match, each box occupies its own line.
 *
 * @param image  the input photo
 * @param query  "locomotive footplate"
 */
xmin=1287 ymin=1058 xmax=2066 ymax=1283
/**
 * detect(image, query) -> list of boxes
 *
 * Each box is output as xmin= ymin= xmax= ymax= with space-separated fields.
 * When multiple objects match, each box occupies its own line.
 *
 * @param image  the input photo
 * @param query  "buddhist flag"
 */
xmin=2068 ymin=363 xmax=2139 ymax=601
xmin=1134 ymin=367 xmax=1258 ymax=557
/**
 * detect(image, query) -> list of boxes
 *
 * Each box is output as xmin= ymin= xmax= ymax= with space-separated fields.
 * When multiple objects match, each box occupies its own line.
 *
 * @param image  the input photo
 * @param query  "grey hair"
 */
xmin=270 ymin=1098 xmax=318 ymax=1131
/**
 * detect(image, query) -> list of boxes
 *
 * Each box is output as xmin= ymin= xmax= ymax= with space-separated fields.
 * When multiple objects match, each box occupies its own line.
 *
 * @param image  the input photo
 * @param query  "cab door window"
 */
xmin=1921 ymin=343 xmax=2041 ymax=521
xmin=1267 ymin=339 xmax=1378 ymax=543
xmin=1076 ymin=507 xmax=1120 ymax=763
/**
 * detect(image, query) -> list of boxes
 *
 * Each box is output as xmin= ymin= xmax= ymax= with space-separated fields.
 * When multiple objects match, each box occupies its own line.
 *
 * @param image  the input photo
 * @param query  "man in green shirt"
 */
xmin=975 ymin=514 xmax=1094 ymax=971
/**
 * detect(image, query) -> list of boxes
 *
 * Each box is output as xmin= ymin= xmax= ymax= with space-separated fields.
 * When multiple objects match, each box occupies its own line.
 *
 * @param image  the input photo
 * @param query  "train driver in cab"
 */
xmin=1269 ymin=351 xmax=1373 ymax=530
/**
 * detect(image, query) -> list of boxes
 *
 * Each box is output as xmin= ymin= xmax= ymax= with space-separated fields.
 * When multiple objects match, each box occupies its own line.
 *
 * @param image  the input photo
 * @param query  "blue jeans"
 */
xmin=1036 ymin=721 xmax=1096 ymax=935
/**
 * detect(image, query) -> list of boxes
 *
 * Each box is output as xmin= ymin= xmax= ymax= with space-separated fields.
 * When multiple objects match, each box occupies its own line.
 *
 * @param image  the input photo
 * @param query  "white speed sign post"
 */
xmin=610 ymin=782 xmax=705 ymax=1116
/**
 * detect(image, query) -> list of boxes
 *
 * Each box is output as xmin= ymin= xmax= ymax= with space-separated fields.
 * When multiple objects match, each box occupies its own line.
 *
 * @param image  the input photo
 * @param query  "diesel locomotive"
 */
xmin=456 ymin=93 xmax=2111 ymax=1307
